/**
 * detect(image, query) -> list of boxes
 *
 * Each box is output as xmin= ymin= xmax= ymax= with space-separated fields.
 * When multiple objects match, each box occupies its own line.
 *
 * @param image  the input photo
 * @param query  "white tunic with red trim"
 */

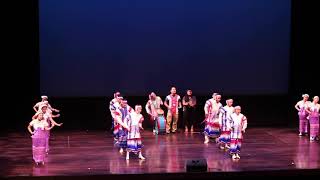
xmin=204 ymin=98 xmax=222 ymax=123
xmin=219 ymin=106 xmax=234 ymax=131
xmin=229 ymin=113 xmax=248 ymax=139
xmin=109 ymin=98 xmax=121 ymax=119
xmin=165 ymin=95 xmax=181 ymax=115
xmin=126 ymin=112 xmax=144 ymax=140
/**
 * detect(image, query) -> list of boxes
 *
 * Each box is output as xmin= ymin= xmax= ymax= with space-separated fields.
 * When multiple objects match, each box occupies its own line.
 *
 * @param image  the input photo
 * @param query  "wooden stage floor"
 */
xmin=1 ymin=128 xmax=320 ymax=178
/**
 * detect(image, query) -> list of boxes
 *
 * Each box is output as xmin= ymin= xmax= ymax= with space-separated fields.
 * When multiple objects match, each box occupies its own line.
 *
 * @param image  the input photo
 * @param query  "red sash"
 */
xmin=170 ymin=95 xmax=178 ymax=114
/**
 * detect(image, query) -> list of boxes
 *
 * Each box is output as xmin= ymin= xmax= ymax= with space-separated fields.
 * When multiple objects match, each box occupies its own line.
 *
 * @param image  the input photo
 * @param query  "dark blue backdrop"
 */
xmin=39 ymin=0 xmax=291 ymax=96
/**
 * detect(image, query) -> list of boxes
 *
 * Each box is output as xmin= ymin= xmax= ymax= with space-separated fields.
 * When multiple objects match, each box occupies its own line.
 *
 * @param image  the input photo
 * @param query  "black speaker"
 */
xmin=186 ymin=159 xmax=207 ymax=172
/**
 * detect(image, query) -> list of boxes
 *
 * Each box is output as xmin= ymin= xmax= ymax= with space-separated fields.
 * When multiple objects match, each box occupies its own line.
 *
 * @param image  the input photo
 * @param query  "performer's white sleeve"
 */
xmin=145 ymin=101 xmax=151 ymax=115
xmin=204 ymin=100 xmax=210 ymax=114
xmin=109 ymin=101 xmax=115 ymax=112
xmin=228 ymin=115 xmax=234 ymax=129
xmin=218 ymin=112 xmax=223 ymax=126
xmin=242 ymin=116 xmax=248 ymax=131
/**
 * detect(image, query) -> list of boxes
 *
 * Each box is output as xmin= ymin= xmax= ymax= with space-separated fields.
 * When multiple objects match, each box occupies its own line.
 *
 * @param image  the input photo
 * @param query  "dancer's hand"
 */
xmin=205 ymin=114 xmax=208 ymax=118
xmin=57 ymin=123 xmax=63 ymax=126
xmin=124 ymin=125 xmax=130 ymax=131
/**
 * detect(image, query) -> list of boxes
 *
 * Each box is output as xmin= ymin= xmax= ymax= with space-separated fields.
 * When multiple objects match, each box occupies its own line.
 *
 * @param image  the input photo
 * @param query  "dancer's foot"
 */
xmin=204 ymin=136 xmax=209 ymax=144
xmin=236 ymin=154 xmax=240 ymax=159
xmin=139 ymin=155 xmax=145 ymax=160
xmin=126 ymin=152 xmax=129 ymax=160
xmin=232 ymin=154 xmax=237 ymax=160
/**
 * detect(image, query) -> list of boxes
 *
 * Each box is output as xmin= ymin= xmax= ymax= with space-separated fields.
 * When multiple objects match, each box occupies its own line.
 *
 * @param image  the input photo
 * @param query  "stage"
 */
xmin=1 ymin=128 xmax=320 ymax=179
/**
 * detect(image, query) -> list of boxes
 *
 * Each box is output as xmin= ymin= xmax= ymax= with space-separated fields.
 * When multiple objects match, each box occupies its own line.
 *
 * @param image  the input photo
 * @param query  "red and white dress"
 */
xmin=229 ymin=113 xmax=247 ymax=155
xmin=125 ymin=112 xmax=144 ymax=153
xmin=218 ymin=105 xmax=234 ymax=144
xmin=204 ymin=98 xmax=222 ymax=138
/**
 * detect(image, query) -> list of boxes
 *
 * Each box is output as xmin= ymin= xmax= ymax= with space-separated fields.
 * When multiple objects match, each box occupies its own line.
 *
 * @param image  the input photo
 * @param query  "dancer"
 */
xmin=182 ymin=89 xmax=197 ymax=133
xmin=33 ymin=95 xmax=60 ymax=114
xmin=109 ymin=92 xmax=123 ymax=141
xmin=164 ymin=87 xmax=182 ymax=134
xmin=32 ymin=104 xmax=62 ymax=153
xmin=229 ymin=106 xmax=247 ymax=160
xmin=28 ymin=112 xmax=54 ymax=165
xmin=306 ymin=96 xmax=319 ymax=141
xmin=125 ymin=105 xmax=146 ymax=160
xmin=295 ymin=94 xmax=311 ymax=136
xmin=203 ymin=93 xmax=222 ymax=143
xmin=114 ymin=100 xmax=132 ymax=153
xmin=145 ymin=92 xmax=164 ymax=135
xmin=218 ymin=99 xmax=234 ymax=149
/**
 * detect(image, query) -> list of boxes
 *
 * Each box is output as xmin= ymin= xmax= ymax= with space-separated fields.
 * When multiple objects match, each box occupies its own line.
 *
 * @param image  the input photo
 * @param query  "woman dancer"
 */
xmin=114 ymin=100 xmax=132 ymax=153
xmin=33 ymin=95 xmax=60 ymax=114
xmin=109 ymin=92 xmax=123 ymax=141
xmin=295 ymin=94 xmax=311 ymax=136
xmin=28 ymin=112 xmax=53 ymax=165
xmin=306 ymin=96 xmax=320 ymax=141
xmin=203 ymin=93 xmax=222 ymax=144
xmin=33 ymin=104 xmax=62 ymax=153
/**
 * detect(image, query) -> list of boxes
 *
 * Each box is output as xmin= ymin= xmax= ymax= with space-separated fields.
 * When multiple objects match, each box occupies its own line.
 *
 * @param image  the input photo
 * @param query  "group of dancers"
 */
xmin=109 ymin=92 xmax=146 ymax=160
xmin=26 ymin=90 xmax=319 ymax=165
xmin=295 ymin=94 xmax=320 ymax=141
xmin=27 ymin=96 xmax=63 ymax=165
xmin=203 ymin=93 xmax=247 ymax=160
xmin=110 ymin=87 xmax=248 ymax=160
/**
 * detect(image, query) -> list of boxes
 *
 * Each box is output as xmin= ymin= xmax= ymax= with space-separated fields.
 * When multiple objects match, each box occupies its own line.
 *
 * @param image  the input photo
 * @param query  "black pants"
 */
xmin=183 ymin=108 xmax=196 ymax=129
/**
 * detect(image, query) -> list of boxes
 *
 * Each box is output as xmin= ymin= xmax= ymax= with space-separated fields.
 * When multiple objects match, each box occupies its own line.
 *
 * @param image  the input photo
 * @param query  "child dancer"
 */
xmin=229 ymin=106 xmax=247 ymax=160
xmin=218 ymin=99 xmax=234 ymax=149
xmin=125 ymin=105 xmax=145 ymax=160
